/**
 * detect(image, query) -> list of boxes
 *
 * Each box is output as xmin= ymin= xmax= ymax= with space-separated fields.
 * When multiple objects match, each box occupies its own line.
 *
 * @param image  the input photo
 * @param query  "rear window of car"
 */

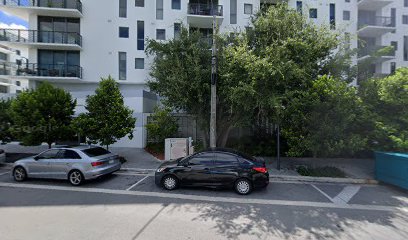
xmin=81 ymin=147 xmax=110 ymax=157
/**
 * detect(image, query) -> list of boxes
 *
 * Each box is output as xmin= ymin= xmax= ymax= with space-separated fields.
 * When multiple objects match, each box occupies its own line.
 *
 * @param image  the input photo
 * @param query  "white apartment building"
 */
xmin=0 ymin=0 xmax=407 ymax=147
xmin=0 ymin=0 xmax=259 ymax=148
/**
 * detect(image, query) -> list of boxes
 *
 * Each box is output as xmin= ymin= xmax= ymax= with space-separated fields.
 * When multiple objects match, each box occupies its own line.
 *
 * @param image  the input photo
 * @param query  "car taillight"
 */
xmin=253 ymin=167 xmax=268 ymax=173
xmin=91 ymin=161 xmax=104 ymax=167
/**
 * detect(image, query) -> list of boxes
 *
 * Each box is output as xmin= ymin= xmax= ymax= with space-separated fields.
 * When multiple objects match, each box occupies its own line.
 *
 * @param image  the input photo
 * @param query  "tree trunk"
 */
xmin=47 ymin=142 xmax=52 ymax=149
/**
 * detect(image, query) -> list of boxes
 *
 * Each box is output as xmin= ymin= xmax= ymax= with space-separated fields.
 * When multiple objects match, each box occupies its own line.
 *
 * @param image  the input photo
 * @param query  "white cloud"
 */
xmin=0 ymin=23 xmax=27 ymax=30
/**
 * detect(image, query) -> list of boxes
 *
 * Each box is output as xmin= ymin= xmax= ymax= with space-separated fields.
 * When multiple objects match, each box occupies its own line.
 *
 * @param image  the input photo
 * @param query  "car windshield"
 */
xmin=81 ymin=147 xmax=110 ymax=157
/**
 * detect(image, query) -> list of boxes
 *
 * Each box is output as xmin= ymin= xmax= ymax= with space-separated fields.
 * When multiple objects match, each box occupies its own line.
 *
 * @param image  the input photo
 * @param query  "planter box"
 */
xmin=375 ymin=152 xmax=408 ymax=190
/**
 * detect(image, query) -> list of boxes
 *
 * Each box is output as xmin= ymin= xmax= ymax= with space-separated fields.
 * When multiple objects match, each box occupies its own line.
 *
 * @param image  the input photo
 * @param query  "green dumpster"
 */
xmin=375 ymin=152 xmax=408 ymax=190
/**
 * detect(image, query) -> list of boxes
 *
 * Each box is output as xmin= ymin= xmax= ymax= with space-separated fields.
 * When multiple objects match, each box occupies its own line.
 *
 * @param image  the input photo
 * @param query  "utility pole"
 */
xmin=209 ymin=0 xmax=217 ymax=148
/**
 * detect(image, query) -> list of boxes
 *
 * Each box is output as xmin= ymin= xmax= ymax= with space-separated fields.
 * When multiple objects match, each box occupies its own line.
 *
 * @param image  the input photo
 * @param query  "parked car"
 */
xmin=12 ymin=145 xmax=121 ymax=186
xmin=0 ymin=149 xmax=5 ymax=163
xmin=155 ymin=148 xmax=269 ymax=195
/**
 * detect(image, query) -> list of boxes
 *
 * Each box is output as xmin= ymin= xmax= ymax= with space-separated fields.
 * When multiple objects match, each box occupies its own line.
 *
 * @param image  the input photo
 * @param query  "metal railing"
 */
xmin=358 ymin=16 xmax=395 ymax=29
xmin=358 ymin=45 xmax=396 ymax=58
xmin=188 ymin=3 xmax=223 ymax=16
xmin=0 ymin=0 xmax=82 ymax=12
xmin=0 ymin=29 xmax=82 ymax=46
xmin=0 ymin=62 xmax=82 ymax=78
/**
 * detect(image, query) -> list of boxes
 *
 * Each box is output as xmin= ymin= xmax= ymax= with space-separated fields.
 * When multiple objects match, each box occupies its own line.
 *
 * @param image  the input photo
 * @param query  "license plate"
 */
xmin=109 ymin=160 xmax=114 ymax=164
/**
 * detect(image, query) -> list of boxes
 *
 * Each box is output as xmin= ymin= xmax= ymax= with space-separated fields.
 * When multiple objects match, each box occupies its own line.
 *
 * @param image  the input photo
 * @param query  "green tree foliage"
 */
xmin=0 ymin=99 xmax=13 ymax=144
xmin=74 ymin=76 xmax=136 ymax=149
xmin=10 ymin=83 xmax=76 ymax=148
xmin=284 ymin=76 xmax=369 ymax=157
xmin=359 ymin=68 xmax=408 ymax=152
xmin=146 ymin=106 xmax=179 ymax=143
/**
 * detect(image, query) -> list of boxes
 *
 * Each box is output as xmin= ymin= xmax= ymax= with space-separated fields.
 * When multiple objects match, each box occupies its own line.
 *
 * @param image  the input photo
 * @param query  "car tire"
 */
xmin=235 ymin=178 xmax=252 ymax=195
xmin=162 ymin=175 xmax=178 ymax=191
xmin=68 ymin=170 xmax=84 ymax=186
xmin=13 ymin=166 xmax=27 ymax=182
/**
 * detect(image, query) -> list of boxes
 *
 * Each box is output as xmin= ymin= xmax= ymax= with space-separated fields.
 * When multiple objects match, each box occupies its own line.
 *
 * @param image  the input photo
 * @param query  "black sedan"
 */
xmin=155 ymin=148 xmax=269 ymax=195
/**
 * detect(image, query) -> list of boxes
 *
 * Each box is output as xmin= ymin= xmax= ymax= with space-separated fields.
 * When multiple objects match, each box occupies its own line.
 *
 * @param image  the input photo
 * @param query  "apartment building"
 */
xmin=0 ymin=0 xmax=258 ymax=147
xmin=0 ymin=44 xmax=29 ymax=97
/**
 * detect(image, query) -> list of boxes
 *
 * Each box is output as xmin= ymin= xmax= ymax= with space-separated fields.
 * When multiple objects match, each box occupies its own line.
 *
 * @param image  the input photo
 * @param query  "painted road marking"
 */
xmin=126 ymin=175 xmax=151 ymax=191
xmin=0 ymin=182 xmax=403 ymax=212
xmin=114 ymin=172 xmax=150 ymax=177
xmin=310 ymin=184 xmax=335 ymax=202
xmin=332 ymin=186 xmax=361 ymax=204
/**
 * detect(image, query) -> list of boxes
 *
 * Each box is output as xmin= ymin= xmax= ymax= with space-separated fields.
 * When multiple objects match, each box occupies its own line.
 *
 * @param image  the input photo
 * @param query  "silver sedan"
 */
xmin=12 ymin=145 xmax=121 ymax=186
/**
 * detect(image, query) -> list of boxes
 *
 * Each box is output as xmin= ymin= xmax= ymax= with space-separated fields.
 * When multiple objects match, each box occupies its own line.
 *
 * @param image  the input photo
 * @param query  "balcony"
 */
xmin=0 ymin=0 xmax=83 ymax=19
xmin=0 ymin=29 xmax=82 ymax=50
xmin=358 ymin=0 xmax=392 ymax=11
xmin=0 ymin=62 xmax=83 ymax=81
xmin=358 ymin=16 xmax=396 ymax=37
xmin=358 ymin=45 xmax=395 ymax=62
xmin=187 ymin=3 xmax=224 ymax=28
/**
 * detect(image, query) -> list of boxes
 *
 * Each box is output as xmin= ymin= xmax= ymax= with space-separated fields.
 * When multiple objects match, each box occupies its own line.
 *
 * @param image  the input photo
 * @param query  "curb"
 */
xmin=269 ymin=175 xmax=378 ymax=185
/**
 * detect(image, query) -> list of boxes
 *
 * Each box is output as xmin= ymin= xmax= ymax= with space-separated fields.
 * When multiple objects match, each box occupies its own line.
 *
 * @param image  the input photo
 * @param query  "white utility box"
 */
xmin=165 ymin=138 xmax=194 ymax=161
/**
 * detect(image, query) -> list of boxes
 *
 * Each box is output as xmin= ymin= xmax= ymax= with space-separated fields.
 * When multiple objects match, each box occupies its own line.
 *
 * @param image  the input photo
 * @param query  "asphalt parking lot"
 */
xmin=1 ymin=166 xmax=408 ymax=210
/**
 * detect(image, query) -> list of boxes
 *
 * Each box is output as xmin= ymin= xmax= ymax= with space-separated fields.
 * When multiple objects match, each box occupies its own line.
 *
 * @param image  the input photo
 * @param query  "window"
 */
xmin=188 ymin=153 xmax=214 ymax=166
xmin=244 ymin=4 xmax=253 ymax=14
xmin=0 ymin=86 xmax=7 ymax=93
xmin=137 ymin=21 xmax=144 ymax=50
xmin=135 ymin=58 xmax=144 ymax=69
xmin=390 ymin=62 xmax=396 ymax=74
xmin=230 ymin=0 xmax=237 ymax=24
xmin=405 ymin=0 xmax=408 ymax=7
xmin=119 ymin=0 xmax=127 ymax=18
xmin=60 ymin=150 xmax=82 ymax=159
xmin=37 ymin=150 xmax=60 ymax=159
xmin=309 ymin=8 xmax=317 ymax=18
xmin=345 ymin=0 xmax=350 ymax=2
xmin=296 ymin=1 xmax=302 ymax=14
xmin=391 ymin=41 xmax=398 ymax=51
xmin=345 ymin=32 xmax=350 ymax=49
xmin=343 ymin=11 xmax=350 ymax=21
xmin=172 ymin=0 xmax=180 ymax=10
xmin=174 ymin=23 xmax=181 ymax=39
xmin=403 ymin=15 xmax=408 ymax=25
xmin=404 ymin=36 xmax=408 ymax=61
xmin=119 ymin=52 xmax=127 ymax=80
xmin=16 ymin=81 xmax=21 ymax=86
xmin=156 ymin=29 xmax=166 ymax=40
xmin=135 ymin=0 xmax=144 ymax=7
xmin=119 ymin=27 xmax=129 ymax=38
xmin=0 ymin=52 xmax=7 ymax=61
xmin=156 ymin=0 xmax=163 ymax=20
xmin=330 ymin=3 xmax=336 ymax=30
xmin=38 ymin=50 xmax=80 ymax=77
xmin=82 ymin=147 xmax=111 ymax=157
xmin=214 ymin=153 xmax=238 ymax=166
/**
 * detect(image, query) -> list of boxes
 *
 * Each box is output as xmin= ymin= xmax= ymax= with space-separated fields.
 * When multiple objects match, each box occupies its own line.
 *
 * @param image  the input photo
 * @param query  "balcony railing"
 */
xmin=188 ymin=3 xmax=223 ymax=16
xmin=358 ymin=45 xmax=396 ymax=58
xmin=0 ymin=29 xmax=82 ymax=46
xmin=0 ymin=0 xmax=82 ymax=12
xmin=358 ymin=16 xmax=395 ymax=29
xmin=0 ymin=62 xmax=82 ymax=78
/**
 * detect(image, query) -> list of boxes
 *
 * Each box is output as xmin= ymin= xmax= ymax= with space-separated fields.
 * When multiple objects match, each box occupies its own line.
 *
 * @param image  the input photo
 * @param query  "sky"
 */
xmin=0 ymin=10 xmax=28 ymax=29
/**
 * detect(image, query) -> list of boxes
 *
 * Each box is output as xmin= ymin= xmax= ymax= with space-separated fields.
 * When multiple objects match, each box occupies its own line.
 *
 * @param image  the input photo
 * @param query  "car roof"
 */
xmin=197 ymin=148 xmax=257 ymax=160
xmin=51 ymin=145 xmax=102 ymax=150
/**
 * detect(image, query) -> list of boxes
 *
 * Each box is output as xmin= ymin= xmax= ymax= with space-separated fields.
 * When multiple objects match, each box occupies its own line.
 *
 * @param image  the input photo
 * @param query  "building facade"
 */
xmin=0 ymin=0 xmax=407 ymax=147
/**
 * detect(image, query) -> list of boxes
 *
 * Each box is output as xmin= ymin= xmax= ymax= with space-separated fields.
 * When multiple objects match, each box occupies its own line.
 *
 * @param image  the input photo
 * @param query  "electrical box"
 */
xmin=165 ymin=138 xmax=194 ymax=161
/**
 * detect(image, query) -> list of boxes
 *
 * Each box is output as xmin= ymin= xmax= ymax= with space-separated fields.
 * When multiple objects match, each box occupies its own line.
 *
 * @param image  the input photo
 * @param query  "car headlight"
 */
xmin=156 ymin=167 xmax=167 ymax=173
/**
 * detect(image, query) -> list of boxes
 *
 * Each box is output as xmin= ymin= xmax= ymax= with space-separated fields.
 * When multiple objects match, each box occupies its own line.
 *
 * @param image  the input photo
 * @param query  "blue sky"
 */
xmin=0 ymin=10 xmax=28 ymax=28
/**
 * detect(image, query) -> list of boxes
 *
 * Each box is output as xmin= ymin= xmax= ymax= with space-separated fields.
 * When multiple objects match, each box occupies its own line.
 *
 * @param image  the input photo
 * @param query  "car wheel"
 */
xmin=13 ymin=166 xmax=27 ymax=182
xmin=235 ymin=178 xmax=252 ymax=195
xmin=68 ymin=170 xmax=84 ymax=186
xmin=162 ymin=175 xmax=178 ymax=191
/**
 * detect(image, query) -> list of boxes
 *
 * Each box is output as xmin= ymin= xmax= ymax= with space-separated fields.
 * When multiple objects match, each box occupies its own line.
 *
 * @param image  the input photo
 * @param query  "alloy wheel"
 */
xmin=236 ymin=179 xmax=251 ymax=195
xmin=163 ymin=176 xmax=177 ymax=190
xmin=69 ymin=171 xmax=83 ymax=186
xmin=14 ymin=167 xmax=26 ymax=182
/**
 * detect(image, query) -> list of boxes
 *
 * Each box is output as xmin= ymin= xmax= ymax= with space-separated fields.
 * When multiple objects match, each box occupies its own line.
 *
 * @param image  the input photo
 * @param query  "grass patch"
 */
xmin=145 ymin=142 xmax=164 ymax=160
xmin=296 ymin=166 xmax=346 ymax=178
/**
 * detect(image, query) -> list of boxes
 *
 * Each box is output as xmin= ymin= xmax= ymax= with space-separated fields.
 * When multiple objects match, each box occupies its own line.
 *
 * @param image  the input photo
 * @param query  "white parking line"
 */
xmin=332 ymin=186 xmax=361 ymax=204
xmin=310 ymin=184 xmax=335 ymax=202
xmin=126 ymin=175 xmax=151 ymax=191
xmin=0 ymin=182 xmax=402 ymax=212
xmin=114 ymin=172 xmax=150 ymax=177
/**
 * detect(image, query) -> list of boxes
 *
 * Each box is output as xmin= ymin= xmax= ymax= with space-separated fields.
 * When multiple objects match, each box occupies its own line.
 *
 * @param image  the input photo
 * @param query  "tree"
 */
xmin=10 ymin=82 xmax=76 ymax=148
xmin=283 ymin=76 xmax=369 ymax=157
xmin=145 ymin=106 xmax=178 ymax=143
xmin=359 ymin=68 xmax=408 ymax=152
xmin=74 ymin=76 xmax=136 ymax=149
xmin=0 ymin=98 xmax=13 ymax=144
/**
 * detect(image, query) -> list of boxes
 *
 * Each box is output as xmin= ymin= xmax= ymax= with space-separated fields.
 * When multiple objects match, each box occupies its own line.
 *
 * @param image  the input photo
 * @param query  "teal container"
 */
xmin=375 ymin=152 xmax=408 ymax=190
